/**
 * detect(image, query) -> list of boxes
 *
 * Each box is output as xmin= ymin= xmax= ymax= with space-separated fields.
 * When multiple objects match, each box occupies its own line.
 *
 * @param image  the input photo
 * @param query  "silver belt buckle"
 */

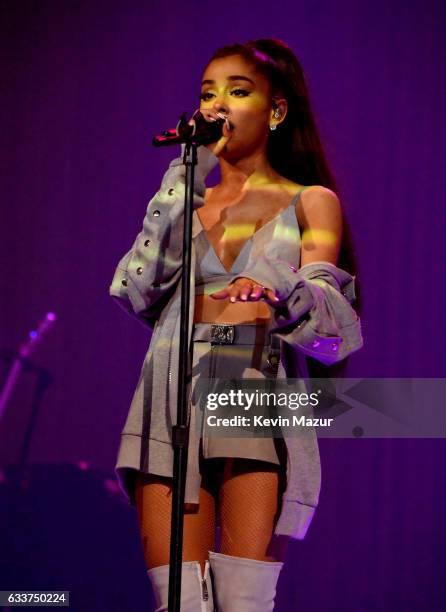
xmin=211 ymin=324 xmax=235 ymax=344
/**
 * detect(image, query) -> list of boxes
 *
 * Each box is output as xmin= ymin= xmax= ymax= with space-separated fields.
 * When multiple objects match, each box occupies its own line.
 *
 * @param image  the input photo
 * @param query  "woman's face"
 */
xmin=199 ymin=54 xmax=276 ymax=159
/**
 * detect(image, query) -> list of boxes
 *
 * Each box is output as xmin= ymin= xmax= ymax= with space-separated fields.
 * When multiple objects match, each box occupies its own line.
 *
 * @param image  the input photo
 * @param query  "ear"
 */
xmin=270 ymin=97 xmax=288 ymax=129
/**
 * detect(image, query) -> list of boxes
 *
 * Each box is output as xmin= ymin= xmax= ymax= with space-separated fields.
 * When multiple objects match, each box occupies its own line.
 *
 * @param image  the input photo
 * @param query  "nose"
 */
xmin=212 ymin=99 xmax=229 ymax=116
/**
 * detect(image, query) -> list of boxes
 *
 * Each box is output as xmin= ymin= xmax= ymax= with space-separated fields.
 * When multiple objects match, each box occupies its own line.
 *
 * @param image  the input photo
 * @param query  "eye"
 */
xmin=231 ymin=88 xmax=250 ymax=97
xmin=199 ymin=92 xmax=214 ymax=101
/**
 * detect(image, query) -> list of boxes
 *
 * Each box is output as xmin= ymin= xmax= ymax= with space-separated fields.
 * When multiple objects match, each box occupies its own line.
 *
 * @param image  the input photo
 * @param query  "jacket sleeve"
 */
xmin=232 ymin=258 xmax=364 ymax=365
xmin=109 ymin=146 xmax=219 ymax=327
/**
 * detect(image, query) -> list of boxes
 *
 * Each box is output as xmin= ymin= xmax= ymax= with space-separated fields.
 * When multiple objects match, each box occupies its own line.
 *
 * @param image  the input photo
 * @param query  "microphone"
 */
xmin=152 ymin=111 xmax=225 ymax=147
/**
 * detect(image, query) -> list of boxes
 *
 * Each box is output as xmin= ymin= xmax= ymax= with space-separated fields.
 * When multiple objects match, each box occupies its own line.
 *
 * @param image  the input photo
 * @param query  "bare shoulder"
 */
xmin=296 ymin=185 xmax=342 ymax=229
xmin=299 ymin=185 xmax=340 ymax=208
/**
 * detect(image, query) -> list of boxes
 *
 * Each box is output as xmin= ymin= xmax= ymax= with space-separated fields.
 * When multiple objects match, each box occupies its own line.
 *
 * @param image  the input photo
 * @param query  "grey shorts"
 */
xmin=116 ymin=323 xmax=288 ymax=506
xmin=191 ymin=323 xmax=284 ymax=465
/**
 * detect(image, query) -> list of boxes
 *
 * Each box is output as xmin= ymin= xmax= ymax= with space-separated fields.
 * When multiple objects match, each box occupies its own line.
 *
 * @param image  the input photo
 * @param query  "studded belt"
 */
xmin=192 ymin=323 xmax=279 ymax=347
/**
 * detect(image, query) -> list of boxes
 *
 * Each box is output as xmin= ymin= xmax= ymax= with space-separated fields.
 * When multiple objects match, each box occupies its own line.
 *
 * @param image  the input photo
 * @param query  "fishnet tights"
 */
xmin=135 ymin=457 xmax=288 ymax=575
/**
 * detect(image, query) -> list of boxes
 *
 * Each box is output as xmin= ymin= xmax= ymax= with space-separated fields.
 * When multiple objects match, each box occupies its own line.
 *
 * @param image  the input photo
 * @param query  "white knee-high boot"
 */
xmin=147 ymin=560 xmax=214 ymax=611
xmin=209 ymin=551 xmax=283 ymax=612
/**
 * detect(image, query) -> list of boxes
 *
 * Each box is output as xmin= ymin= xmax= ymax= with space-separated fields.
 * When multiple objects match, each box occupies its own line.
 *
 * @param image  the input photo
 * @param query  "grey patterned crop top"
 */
xmin=193 ymin=189 xmax=307 ymax=295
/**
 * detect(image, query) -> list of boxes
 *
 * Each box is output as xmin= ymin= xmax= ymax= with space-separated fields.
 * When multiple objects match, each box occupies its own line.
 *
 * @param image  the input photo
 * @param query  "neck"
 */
xmin=216 ymin=149 xmax=280 ymax=196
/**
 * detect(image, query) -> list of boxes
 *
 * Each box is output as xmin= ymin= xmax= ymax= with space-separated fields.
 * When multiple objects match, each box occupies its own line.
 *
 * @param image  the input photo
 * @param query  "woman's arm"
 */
xmin=109 ymin=146 xmax=219 ymax=327
xmin=298 ymin=186 xmax=342 ymax=267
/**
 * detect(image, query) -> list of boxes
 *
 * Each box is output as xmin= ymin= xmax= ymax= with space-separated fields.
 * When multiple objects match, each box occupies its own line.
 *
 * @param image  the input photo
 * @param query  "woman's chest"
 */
xmin=196 ymin=192 xmax=300 ymax=273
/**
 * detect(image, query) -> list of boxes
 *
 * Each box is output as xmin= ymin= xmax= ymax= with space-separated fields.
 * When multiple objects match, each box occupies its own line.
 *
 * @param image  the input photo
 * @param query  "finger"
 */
xmin=239 ymin=281 xmax=254 ymax=301
xmin=228 ymin=283 xmax=243 ymax=303
xmin=215 ymin=112 xmax=230 ymax=125
xmin=209 ymin=288 xmax=230 ymax=299
xmin=249 ymin=285 xmax=264 ymax=300
xmin=201 ymin=109 xmax=221 ymax=122
xmin=222 ymin=118 xmax=232 ymax=138
xmin=188 ymin=112 xmax=199 ymax=128
xmin=212 ymin=135 xmax=230 ymax=157
xmin=265 ymin=289 xmax=280 ymax=302
xmin=214 ymin=114 xmax=232 ymax=137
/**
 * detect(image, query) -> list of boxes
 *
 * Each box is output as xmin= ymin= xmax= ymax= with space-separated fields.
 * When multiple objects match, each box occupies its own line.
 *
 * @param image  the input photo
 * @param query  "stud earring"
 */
xmin=270 ymin=108 xmax=281 ymax=130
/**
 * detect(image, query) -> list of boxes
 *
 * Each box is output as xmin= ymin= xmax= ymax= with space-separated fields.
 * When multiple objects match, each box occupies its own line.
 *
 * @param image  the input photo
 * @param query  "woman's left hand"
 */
xmin=210 ymin=278 xmax=279 ymax=303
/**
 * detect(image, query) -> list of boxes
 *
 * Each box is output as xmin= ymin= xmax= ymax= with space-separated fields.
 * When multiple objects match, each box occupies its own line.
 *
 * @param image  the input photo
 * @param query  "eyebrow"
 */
xmin=201 ymin=75 xmax=255 ymax=86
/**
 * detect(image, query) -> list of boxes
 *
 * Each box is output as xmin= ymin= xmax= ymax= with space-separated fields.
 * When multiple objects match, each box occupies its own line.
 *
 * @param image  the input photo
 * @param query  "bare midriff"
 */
xmin=193 ymin=294 xmax=271 ymax=325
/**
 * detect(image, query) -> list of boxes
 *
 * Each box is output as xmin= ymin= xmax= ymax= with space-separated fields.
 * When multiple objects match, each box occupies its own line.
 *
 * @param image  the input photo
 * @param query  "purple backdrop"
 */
xmin=1 ymin=1 xmax=445 ymax=610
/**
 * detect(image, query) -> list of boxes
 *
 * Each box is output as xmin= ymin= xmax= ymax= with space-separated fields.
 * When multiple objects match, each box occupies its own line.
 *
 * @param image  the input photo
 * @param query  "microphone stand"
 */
xmin=168 ymin=139 xmax=197 ymax=612
xmin=152 ymin=112 xmax=223 ymax=611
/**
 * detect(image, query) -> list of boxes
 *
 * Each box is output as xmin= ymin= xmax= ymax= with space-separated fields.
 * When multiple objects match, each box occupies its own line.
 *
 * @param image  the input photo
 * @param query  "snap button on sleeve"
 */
xmin=121 ymin=279 xmax=128 ymax=287
xmin=136 ymin=267 xmax=143 ymax=275
xmin=312 ymin=339 xmax=320 ymax=348
xmin=152 ymin=210 xmax=160 ymax=217
xmin=168 ymin=188 xmax=175 ymax=195
xmin=267 ymin=353 xmax=279 ymax=368
xmin=331 ymin=342 xmax=339 ymax=352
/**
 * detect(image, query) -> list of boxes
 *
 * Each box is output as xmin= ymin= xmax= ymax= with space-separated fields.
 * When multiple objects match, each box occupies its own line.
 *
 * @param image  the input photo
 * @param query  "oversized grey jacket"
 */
xmin=109 ymin=146 xmax=364 ymax=539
